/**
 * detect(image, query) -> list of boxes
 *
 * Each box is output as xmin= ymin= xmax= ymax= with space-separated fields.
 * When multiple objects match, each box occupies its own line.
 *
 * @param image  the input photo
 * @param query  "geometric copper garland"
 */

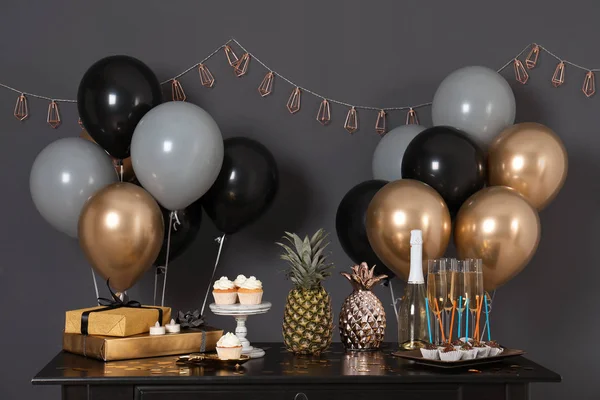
xmin=3 ymin=40 xmax=599 ymax=131
xmin=316 ymin=99 xmax=331 ymax=125
xmin=375 ymin=110 xmax=386 ymax=135
xmin=47 ymin=101 xmax=61 ymax=129
xmin=14 ymin=94 xmax=28 ymax=121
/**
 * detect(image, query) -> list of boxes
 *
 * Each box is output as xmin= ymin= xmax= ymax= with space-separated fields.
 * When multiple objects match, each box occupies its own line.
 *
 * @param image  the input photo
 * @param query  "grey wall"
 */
xmin=0 ymin=0 xmax=596 ymax=398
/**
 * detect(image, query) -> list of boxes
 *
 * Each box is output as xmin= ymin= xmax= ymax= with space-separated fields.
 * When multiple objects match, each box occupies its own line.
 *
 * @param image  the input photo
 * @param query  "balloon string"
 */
xmin=153 ymin=268 xmax=158 ymax=306
xmin=115 ymin=159 xmax=124 ymax=182
xmin=389 ymin=278 xmax=399 ymax=321
xmin=200 ymin=234 xmax=227 ymax=317
xmin=91 ymin=267 xmax=100 ymax=305
xmin=153 ymin=266 xmax=165 ymax=306
xmin=160 ymin=212 xmax=175 ymax=307
xmin=479 ymin=290 xmax=496 ymax=342
xmin=173 ymin=211 xmax=181 ymax=232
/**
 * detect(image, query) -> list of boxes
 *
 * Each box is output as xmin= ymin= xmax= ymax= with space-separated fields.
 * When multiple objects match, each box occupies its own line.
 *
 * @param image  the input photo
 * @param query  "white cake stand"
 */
xmin=209 ymin=302 xmax=271 ymax=358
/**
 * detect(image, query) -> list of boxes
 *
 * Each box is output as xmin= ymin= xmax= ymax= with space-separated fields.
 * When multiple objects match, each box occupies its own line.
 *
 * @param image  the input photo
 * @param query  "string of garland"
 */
xmin=2 ymin=39 xmax=598 ymax=134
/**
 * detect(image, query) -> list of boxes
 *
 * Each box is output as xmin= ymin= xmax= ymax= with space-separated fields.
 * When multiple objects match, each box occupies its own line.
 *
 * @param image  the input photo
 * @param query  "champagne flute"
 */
xmin=454 ymin=260 xmax=466 ymax=341
xmin=444 ymin=258 xmax=457 ymax=341
xmin=464 ymin=258 xmax=483 ymax=341
xmin=427 ymin=259 xmax=447 ymax=344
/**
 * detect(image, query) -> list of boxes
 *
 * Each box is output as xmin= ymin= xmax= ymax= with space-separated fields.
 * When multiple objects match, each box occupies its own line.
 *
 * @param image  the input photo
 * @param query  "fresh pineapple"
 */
xmin=339 ymin=263 xmax=387 ymax=350
xmin=277 ymin=229 xmax=334 ymax=355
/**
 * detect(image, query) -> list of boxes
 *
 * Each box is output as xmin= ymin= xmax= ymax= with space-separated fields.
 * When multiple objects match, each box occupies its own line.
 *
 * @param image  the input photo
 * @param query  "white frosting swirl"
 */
xmin=217 ymin=332 xmax=241 ymax=347
xmin=213 ymin=276 xmax=234 ymax=290
xmin=240 ymin=276 xmax=262 ymax=289
xmin=233 ymin=274 xmax=247 ymax=287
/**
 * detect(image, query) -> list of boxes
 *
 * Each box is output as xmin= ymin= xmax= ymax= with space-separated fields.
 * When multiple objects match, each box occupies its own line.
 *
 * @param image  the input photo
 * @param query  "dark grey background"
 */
xmin=0 ymin=0 xmax=595 ymax=398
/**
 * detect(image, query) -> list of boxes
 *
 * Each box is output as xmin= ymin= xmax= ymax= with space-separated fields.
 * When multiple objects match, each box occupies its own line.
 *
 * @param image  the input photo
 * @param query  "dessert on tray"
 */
xmin=233 ymin=274 xmax=247 ymax=288
xmin=212 ymin=275 xmax=264 ymax=305
xmin=459 ymin=342 xmax=477 ymax=360
xmin=472 ymin=341 xmax=491 ymax=358
xmin=486 ymin=340 xmax=504 ymax=357
xmin=237 ymin=276 xmax=263 ymax=305
xmin=419 ymin=343 xmax=439 ymax=360
xmin=212 ymin=277 xmax=237 ymax=305
xmin=438 ymin=343 xmax=461 ymax=361
xmin=216 ymin=332 xmax=243 ymax=360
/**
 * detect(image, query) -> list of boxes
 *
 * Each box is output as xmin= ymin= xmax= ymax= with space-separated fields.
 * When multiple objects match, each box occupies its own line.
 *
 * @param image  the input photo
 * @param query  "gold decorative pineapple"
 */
xmin=277 ymin=229 xmax=334 ymax=355
xmin=339 ymin=263 xmax=387 ymax=350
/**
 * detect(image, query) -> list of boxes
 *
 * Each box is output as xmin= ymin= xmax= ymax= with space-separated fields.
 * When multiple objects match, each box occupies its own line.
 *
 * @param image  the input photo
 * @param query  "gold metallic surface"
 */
xmin=63 ymin=328 xmax=222 ymax=361
xmin=78 ymin=183 xmax=164 ymax=292
xmin=454 ymin=186 xmax=541 ymax=290
xmin=488 ymin=122 xmax=568 ymax=210
xmin=366 ymin=180 xmax=451 ymax=280
xmin=339 ymin=264 xmax=387 ymax=350
xmin=64 ymin=305 xmax=171 ymax=337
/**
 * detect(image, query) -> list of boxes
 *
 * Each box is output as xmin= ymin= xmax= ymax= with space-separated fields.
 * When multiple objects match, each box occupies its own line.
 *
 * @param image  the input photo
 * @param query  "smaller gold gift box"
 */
xmin=63 ymin=327 xmax=223 ymax=361
xmin=65 ymin=305 xmax=171 ymax=337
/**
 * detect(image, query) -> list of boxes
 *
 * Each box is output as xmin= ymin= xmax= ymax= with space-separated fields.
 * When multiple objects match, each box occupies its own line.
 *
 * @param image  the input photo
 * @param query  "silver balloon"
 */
xmin=372 ymin=124 xmax=426 ymax=181
xmin=131 ymin=102 xmax=224 ymax=210
xmin=432 ymin=66 xmax=516 ymax=149
xmin=30 ymin=137 xmax=118 ymax=238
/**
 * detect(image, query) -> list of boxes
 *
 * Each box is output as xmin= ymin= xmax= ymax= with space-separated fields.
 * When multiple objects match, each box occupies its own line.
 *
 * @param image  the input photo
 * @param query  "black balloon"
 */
xmin=335 ymin=180 xmax=393 ymax=279
xmin=154 ymin=199 xmax=203 ymax=266
xmin=202 ymin=137 xmax=278 ymax=234
xmin=78 ymin=55 xmax=162 ymax=159
xmin=401 ymin=126 xmax=486 ymax=216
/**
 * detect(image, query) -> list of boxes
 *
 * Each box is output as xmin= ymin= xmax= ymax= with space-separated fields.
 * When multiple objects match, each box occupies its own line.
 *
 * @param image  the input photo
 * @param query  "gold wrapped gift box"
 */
xmin=63 ymin=327 xmax=223 ymax=361
xmin=65 ymin=305 xmax=171 ymax=337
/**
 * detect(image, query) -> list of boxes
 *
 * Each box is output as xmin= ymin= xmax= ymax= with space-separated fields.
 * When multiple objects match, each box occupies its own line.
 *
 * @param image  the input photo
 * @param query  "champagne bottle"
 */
xmin=398 ymin=230 xmax=429 ymax=350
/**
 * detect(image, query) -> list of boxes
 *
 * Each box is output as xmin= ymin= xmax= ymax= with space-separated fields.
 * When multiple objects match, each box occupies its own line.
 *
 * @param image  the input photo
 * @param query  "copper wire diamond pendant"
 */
xmin=287 ymin=87 xmax=301 ymax=114
xmin=171 ymin=79 xmax=186 ymax=101
xmin=13 ymin=94 xmax=28 ymax=121
xmin=375 ymin=110 xmax=386 ymax=135
xmin=47 ymin=101 xmax=61 ymax=129
xmin=258 ymin=72 xmax=274 ymax=97
xmin=198 ymin=64 xmax=215 ymax=88
xmin=344 ymin=107 xmax=358 ymax=134
xmin=233 ymin=53 xmax=250 ymax=77
xmin=316 ymin=99 xmax=331 ymax=125
xmin=525 ymin=44 xmax=540 ymax=69
xmin=513 ymin=59 xmax=529 ymax=84
xmin=552 ymin=62 xmax=565 ymax=87
xmin=224 ymin=45 xmax=239 ymax=66
xmin=583 ymin=71 xmax=595 ymax=97
xmin=406 ymin=108 xmax=419 ymax=125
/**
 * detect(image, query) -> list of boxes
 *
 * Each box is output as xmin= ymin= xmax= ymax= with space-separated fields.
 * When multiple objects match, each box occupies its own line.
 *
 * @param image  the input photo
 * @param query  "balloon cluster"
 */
xmin=338 ymin=66 xmax=567 ymax=290
xmin=30 ymin=56 xmax=278 ymax=293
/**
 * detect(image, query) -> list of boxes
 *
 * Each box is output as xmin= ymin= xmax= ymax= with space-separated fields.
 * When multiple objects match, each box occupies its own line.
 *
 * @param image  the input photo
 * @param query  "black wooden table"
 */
xmin=32 ymin=343 xmax=561 ymax=400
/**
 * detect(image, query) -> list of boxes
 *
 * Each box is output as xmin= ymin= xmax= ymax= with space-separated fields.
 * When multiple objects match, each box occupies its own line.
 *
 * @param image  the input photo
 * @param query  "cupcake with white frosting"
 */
xmin=233 ymin=274 xmax=247 ymax=288
xmin=237 ymin=276 xmax=263 ymax=305
xmin=216 ymin=332 xmax=243 ymax=360
xmin=212 ymin=277 xmax=237 ymax=304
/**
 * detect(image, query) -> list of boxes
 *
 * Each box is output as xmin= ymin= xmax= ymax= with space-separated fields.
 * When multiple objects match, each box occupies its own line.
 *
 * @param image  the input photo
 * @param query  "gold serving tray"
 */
xmin=177 ymin=353 xmax=251 ymax=368
xmin=392 ymin=348 xmax=525 ymax=368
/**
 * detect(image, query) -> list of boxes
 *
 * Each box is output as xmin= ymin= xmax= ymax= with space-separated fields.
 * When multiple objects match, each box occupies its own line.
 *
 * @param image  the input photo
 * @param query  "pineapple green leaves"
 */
xmin=276 ymin=229 xmax=334 ymax=290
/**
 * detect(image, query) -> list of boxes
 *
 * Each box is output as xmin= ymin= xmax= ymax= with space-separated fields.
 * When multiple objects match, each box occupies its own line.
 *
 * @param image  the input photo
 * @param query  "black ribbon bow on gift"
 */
xmin=79 ymin=279 xmax=163 ymax=335
xmin=97 ymin=279 xmax=142 ymax=308
xmin=177 ymin=309 xmax=205 ymax=329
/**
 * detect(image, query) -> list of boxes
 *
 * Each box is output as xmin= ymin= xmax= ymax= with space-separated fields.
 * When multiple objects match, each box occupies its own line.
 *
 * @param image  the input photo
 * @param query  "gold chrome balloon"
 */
xmin=488 ymin=122 xmax=568 ymax=210
xmin=366 ymin=179 xmax=451 ymax=280
xmin=80 ymin=130 xmax=136 ymax=182
xmin=454 ymin=186 xmax=541 ymax=290
xmin=78 ymin=183 xmax=164 ymax=292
